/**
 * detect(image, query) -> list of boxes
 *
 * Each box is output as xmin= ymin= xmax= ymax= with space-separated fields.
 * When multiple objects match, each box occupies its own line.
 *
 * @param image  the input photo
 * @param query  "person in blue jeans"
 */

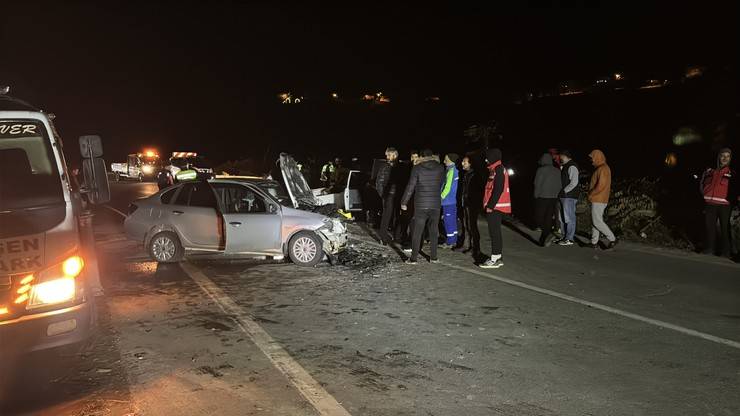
xmin=557 ymin=150 xmax=580 ymax=246
xmin=440 ymin=153 xmax=460 ymax=248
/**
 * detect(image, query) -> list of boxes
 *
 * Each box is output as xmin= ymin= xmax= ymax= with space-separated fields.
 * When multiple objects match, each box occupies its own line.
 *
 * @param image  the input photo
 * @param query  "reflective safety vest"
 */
xmin=702 ymin=166 xmax=732 ymax=205
xmin=483 ymin=161 xmax=511 ymax=214
xmin=176 ymin=169 xmax=197 ymax=181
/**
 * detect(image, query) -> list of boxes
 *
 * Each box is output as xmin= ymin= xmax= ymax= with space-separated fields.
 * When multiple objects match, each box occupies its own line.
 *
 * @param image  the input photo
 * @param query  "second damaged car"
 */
xmin=123 ymin=177 xmax=347 ymax=267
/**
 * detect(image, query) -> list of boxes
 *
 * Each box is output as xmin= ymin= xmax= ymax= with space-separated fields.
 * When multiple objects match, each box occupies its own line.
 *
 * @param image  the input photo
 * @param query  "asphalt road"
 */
xmin=2 ymin=181 xmax=739 ymax=416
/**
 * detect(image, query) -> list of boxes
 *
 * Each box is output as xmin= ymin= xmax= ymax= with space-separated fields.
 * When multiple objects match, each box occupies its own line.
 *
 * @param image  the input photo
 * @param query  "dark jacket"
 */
xmin=401 ymin=156 xmax=445 ymax=210
xmin=559 ymin=159 xmax=580 ymax=199
xmin=376 ymin=160 xmax=402 ymax=197
xmin=460 ymin=168 xmax=484 ymax=208
xmin=534 ymin=153 xmax=562 ymax=199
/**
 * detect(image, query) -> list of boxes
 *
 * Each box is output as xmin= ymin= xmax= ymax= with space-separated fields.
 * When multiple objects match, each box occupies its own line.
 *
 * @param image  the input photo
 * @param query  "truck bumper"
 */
xmin=0 ymin=301 xmax=95 ymax=357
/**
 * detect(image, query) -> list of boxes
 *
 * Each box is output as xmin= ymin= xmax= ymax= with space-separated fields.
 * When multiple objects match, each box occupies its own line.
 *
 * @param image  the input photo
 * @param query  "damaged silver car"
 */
xmin=124 ymin=164 xmax=347 ymax=266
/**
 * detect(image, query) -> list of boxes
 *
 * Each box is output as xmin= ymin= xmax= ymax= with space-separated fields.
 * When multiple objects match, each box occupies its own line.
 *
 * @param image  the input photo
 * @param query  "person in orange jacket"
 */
xmin=588 ymin=149 xmax=617 ymax=250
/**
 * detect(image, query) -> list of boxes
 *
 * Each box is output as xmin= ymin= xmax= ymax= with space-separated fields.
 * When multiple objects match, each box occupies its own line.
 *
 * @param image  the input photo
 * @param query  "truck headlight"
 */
xmin=24 ymin=255 xmax=84 ymax=309
xmin=142 ymin=165 xmax=154 ymax=174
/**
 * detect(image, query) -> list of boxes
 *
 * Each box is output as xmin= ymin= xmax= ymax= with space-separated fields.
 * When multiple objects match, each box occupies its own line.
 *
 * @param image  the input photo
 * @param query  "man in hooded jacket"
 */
xmin=588 ymin=149 xmax=617 ymax=249
xmin=534 ymin=152 xmax=562 ymax=246
xmin=480 ymin=148 xmax=511 ymax=268
xmin=401 ymin=149 xmax=445 ymax=263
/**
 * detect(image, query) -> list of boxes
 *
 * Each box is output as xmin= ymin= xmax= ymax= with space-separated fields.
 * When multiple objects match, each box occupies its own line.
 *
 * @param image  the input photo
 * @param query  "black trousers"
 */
xmin=411 ymin=208 xmax=440 ymax=261
xmin=705 ymin=204 xmax=732 ymax=257
xmin=486 ymin=210 xmax=503 ymax=256
xmin=534 ymin=198 xmax=557 ymax=245
xmin=379 ymin=193 xmax=397 ymax=242
xmin=460 ymin=204 xmax=481 ymax=254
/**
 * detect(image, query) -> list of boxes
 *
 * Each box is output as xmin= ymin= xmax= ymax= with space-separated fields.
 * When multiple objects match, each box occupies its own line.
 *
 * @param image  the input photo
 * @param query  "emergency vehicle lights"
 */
xmin=0 ymin=307 xmax=8 ymax=315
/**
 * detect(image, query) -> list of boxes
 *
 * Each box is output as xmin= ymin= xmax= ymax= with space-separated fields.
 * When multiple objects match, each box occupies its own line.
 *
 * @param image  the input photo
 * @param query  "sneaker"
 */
xmin=557 ymin=239 xmax=574 ymax=246
xmin=479 ymin=258 xmax=503 ymax=269
xmin=430 ymin=258 xmax=439 ymax=264
xmin=587 ymin=242 xmax=599 ymax=249
xmin=405 ymin=259 xmax=418 ymax=265
xmin=605 ymin=240 xmax=618 ymax=250
xmin=402 ymin=247 xmax=413 ymax=253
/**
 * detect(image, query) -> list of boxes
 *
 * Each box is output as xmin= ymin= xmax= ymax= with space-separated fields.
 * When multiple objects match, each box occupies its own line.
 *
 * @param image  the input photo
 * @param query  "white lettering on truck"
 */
xmin=0 ymin=235 xmax=45 ymax=274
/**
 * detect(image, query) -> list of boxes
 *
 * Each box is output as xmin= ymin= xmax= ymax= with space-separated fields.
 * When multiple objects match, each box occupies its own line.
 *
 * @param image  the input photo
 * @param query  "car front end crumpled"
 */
xmin=316 ymin=218 xmax=348 ymax=259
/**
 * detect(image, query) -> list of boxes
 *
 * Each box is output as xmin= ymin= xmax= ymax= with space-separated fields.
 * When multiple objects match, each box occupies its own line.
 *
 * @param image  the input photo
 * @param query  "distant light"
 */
xmin=0 ymin=85 xmax=9 ymax=95
xmin=664 ymin=152 xmax=678 ymax=167
xmin=507 ymin=168 xmax=515 ymax=176
xmin=331 ymin=92 xmax=338 ymax=98
xmin=614 ymin=73 xmax=623 ymax=80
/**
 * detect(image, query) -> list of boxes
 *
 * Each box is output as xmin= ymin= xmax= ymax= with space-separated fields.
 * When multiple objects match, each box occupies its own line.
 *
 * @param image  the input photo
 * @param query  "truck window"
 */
xmin=0 ymin=121 xmax=63 ymax=211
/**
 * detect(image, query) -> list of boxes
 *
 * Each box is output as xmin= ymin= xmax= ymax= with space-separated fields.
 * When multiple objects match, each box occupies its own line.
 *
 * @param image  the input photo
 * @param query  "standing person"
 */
xmin=455 ymin=155 xmax=483 ymax=257
xmin=401 ymin=149 xmax=445 ymax=264
xmin=375 ymin=147 xmax=400 ymax=244
xmin=320 ymin=160 xmax=335 ymax=188
xmin=588 ymin=149 xmax=617 ymax=249
xmin=440 ymin=153 xmax=460 ymax=248
xmin=401 ymin=150 xmax=420 ymax=253
xmin=557 ymin=150 xmax=580 ymax=245
xmin=534 ymin=153 xmax=562 ymax=247
xmin=156 ymin=166 xmax=174 ymax=190
xmin=480 ymin=148 xmax=511 ymax=269
xmin=701 ymin=148 xmax=738 ymax=258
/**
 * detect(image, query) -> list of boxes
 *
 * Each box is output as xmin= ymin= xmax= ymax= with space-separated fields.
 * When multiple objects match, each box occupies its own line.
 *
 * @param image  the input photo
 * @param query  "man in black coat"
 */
xmin=454 ymin=155 xmax=483 ymax=257
xmin=375 ymin=147 xmax=402 ymax=244
xmin=401 ymin=149 xmax=445 ymax=263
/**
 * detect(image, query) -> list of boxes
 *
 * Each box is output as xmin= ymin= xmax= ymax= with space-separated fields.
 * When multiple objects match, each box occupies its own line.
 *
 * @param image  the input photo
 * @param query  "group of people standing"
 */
xmin=374 ymin=146 xmax=738 ymax=269
xmin=533 ymin=149 xmax=617 ymax=250
xmin=375 ymin=147 xmax=511 ymax=269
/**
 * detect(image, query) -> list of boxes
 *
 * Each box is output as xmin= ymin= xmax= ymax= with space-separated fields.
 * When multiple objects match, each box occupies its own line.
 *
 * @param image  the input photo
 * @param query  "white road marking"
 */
xmin=350 ymin=231 xmax=740 ymax=351
xmin=180 ymin=262 xmax=353 ymax=416
xmin=443 ymin=262 xmax=740 ymax=350
xmin=103 ymin=204 xmax=128 ymax=219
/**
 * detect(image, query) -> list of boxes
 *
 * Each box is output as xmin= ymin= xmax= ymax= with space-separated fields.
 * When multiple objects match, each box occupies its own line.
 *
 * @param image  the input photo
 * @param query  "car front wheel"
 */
xmin=288 ymin=231 xmax=323 ymax=267
xmin=148 ymin=231 xmax=184 ymax=263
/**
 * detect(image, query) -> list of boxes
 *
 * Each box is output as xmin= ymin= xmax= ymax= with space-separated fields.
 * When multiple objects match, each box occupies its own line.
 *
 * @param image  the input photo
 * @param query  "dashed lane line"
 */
xmin=180 ymin=261 xmax=353 ymax=416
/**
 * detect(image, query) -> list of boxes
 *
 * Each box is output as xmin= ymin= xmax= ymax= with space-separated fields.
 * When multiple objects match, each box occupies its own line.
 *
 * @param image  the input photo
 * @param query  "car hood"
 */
xmin=279 ymin=153 xmax=318 ymax=209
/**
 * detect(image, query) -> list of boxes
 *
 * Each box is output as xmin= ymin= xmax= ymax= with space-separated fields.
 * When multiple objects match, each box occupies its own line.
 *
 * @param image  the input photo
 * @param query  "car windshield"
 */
xmin=0 ymin=121 xmax=64 ymax=211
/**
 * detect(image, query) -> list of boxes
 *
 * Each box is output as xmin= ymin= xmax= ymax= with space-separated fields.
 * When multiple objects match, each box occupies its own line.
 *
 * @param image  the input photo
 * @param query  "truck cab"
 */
xmin=0 ymin=89 xmax=109 ymax=356
xmin=111 ymin=151 xmax=160 ymax=181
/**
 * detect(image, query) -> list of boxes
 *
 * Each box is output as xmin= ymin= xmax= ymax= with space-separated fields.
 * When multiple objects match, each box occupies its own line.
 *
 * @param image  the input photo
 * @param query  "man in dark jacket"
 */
xmin=480 ymin=148 xmax=510 ymax=269
xmin=455 ymin=155 xmax=483 ymax=257
xmin=557 ymin=150 xmax=579 ymax=246
xmin=401 ymin=149 xmax=445 ymax=263
xmin=701 ymin=148 xmax=738 ymax=258
xmin=534 ymin=153 xmax=562 ymax=247
xmin=376 ymin=147 xmax=401 ymax=244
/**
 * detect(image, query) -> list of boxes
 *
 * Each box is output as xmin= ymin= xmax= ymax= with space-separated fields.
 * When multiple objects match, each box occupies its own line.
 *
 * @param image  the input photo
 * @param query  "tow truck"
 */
xmin=0 ymin=86 xmax=110 ymax=357
xmin=111 ymin=150 xmax=160 ymax=181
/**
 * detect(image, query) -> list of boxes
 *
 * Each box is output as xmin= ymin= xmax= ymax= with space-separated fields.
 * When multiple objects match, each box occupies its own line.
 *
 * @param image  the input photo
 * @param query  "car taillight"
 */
xmin=128 ymin=203 xmax=139 ymax=215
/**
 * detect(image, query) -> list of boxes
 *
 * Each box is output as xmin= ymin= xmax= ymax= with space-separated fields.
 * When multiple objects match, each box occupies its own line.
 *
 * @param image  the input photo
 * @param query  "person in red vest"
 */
xmin=701 ymin=148 xmax=738 ymax=258
xmin=480 ymin=148 xmax=511 ymax=269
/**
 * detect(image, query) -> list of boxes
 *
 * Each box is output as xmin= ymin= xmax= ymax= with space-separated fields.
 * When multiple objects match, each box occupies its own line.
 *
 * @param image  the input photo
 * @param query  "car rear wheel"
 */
xmin=288 ymin=231 xmax=323 ymax=267
xmin=148 ymin=231 xmax=183 ymax=263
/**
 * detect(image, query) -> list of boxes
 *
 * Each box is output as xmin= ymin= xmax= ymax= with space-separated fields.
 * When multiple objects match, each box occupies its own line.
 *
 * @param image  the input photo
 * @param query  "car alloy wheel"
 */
xmin=152 ymin=235 xmax=176 ymax=262
xmin=292 ymin=236 xmax=317 ymax=264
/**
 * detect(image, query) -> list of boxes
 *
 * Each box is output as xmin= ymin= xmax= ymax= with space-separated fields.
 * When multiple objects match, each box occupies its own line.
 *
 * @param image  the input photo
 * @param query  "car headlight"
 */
xmin=15 ymin=255 xmax=84 ymax=309
xmin=142 ymin=165 xmax=154 ymax=174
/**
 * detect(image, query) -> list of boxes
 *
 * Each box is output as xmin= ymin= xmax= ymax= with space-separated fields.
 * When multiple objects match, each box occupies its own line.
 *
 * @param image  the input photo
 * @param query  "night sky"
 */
xmin=1 ymin=3 xmax=737 ymax=167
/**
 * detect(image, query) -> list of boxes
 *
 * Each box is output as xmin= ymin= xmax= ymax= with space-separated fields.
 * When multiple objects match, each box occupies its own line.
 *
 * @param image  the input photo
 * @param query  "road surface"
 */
xmin=2 ymin=182 xmax=739 ymax=416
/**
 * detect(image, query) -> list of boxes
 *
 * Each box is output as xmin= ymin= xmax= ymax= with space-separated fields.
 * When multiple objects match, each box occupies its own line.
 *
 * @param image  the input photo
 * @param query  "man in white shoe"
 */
xmin=557 ymin=150 xmax=579 ymax=246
